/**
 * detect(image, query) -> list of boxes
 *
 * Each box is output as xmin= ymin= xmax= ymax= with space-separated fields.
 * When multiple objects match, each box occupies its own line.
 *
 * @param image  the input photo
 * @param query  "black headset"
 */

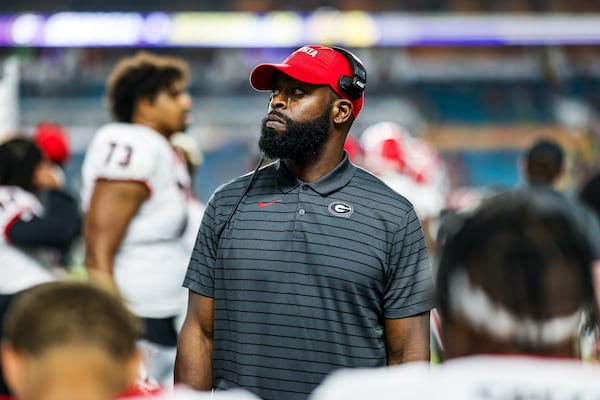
xmin=330 ymin=46 xmax=367 ymax=100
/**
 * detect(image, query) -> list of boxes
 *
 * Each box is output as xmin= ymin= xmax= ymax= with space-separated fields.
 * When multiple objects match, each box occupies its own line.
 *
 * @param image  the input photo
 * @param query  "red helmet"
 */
xmin=360 ymin=121 xmax=441 ymax=184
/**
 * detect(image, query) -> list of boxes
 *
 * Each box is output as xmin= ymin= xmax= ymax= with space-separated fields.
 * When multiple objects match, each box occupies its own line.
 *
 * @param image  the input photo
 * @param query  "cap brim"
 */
xmin=250 ymin=63 xmax=330 ymax=91
xmin=250 ymin=63 xmax=284 ymax=90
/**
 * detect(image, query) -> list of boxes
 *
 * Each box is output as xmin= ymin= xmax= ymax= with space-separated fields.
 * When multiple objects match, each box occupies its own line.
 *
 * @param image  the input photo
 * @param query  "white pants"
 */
xmin=137 ymin=339 xmax=177 ymax=388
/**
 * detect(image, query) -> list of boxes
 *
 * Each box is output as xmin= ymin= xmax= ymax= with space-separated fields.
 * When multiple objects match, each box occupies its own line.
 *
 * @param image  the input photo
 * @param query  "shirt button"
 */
xmin=302 ymin=185 xmax=309 ymax=191
xmin=298 ymin=209 xmax=305 ymax=215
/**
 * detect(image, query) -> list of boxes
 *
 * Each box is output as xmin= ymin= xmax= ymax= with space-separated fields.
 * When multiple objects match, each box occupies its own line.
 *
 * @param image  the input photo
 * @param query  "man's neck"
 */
xmin=283 ymin=151 xmax=344 ymax=183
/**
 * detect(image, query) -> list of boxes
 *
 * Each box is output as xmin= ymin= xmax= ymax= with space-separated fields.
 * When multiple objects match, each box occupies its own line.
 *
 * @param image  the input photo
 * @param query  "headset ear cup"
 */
xmin=338 ymin=75 xmax=351 ymax=93
xmin=338 ymin=75 xmax=360 ymax=100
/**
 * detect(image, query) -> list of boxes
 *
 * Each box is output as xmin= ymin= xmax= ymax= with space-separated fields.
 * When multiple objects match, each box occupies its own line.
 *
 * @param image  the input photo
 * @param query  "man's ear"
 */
xmin=332 ymin=99 xmax=353 ymax=125
xmin=1 ymin=341 xmax=26 ymax=397
xmin=134 ymin=97 xmax=154 ymax=122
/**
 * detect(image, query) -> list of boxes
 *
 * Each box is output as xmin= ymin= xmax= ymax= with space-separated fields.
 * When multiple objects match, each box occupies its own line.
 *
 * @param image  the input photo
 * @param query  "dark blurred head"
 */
xmin=524 ymin=139 xmax=564 ymax=185
xmin=3 ymin=281 xmax=140 ymax=358
xmin=106 ymin=51 xmax=190 ymax=123
xmin=580 ymin=173 xmax=600 ymax=221
xmin=436 ymin=190 xmax=596 ymax=359
xmin=0 ymin=137 xmax=44 ymax=193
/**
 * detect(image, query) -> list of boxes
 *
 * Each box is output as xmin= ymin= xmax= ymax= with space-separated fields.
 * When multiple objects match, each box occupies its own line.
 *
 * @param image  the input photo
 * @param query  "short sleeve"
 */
xmin=90 ymin=134 xmax=157 ymax=182
xmin=383 ymin=206 xmax=435 ymax=319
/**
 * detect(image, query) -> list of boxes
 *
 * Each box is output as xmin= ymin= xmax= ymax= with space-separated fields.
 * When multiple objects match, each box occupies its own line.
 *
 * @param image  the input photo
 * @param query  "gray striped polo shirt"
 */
xmin=184 ymin=154 xmax=435 ymax=400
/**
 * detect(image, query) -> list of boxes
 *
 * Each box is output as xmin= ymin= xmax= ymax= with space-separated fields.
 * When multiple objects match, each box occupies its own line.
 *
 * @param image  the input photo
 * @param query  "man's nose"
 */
xmin=269 ymin=92 xmax=287 ymax=110
xmin=181 ymin=92 xmax=192 ymax=108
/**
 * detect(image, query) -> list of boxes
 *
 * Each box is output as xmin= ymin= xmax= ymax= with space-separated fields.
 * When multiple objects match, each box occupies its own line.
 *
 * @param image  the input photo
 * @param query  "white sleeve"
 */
xmin=0 ymin=187 xmax=41 ymax=239
xmin=88 ymin=129 xmax=159 ymax=183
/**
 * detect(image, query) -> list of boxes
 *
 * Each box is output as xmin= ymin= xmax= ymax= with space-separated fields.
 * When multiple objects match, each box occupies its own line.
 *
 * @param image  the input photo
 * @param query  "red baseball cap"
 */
xmin=33 ymin=122 xmax=71 ymax=165
xmin=250 ymin=45 xmax=364 ymax=119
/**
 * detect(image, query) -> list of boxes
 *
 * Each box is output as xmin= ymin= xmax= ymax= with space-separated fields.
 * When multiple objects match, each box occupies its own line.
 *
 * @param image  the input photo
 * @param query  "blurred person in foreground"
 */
xmin=0 ymin=281 xmax=142 ymax=400
xmin=1 ymin=281 xmax=256 ymax=400
xmin=310 ymin=190 xmax=600 ymax=399
xmin=175 ymin=45 xmax=434 ymax=400
xmin=80 ymin=51 xmax=193 ymax=385
xmin=0 ymin=137 xmax=81 ymax=395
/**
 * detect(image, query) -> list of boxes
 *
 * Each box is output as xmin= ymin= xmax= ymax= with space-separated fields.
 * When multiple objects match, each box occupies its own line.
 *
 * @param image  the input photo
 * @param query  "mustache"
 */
xmin=262 ymin=111 xmax=293 ymax=126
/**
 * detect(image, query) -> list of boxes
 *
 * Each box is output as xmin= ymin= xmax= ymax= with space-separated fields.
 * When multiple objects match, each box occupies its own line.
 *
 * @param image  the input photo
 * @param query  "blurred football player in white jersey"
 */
xmin=310 ymin=190 xmax=600 ymax=400
xmin=80 ymin=52 xmax=193 ymax=386
xmin=359 ymin=121 xmax=449 ymax=256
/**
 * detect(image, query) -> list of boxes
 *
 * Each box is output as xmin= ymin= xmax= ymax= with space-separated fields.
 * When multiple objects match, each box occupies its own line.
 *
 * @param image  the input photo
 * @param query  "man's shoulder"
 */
xmin=351 ymin=167 xmax=416 ymax=212
xmin=91 ymin=123 xmax=167 ymax=150
xmin=84 ymin=123 xmax=171 ymax=172
xmin=521 ymin=186 xmax=600 ymax=223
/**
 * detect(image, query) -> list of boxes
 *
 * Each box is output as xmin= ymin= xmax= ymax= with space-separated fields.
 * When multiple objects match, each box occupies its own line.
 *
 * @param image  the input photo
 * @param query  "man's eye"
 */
xmin=292 ymin=88 xmax=304 ymax=95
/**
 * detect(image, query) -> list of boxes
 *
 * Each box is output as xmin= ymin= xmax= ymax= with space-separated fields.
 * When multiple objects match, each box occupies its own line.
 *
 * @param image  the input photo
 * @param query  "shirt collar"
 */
xmin=275 ymin=152 xmax=356 ymax=195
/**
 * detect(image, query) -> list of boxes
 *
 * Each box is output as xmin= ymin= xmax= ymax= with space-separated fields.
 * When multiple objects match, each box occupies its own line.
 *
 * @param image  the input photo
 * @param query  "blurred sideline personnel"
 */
xmin=32 ymin=121 xmax=80 ymax=267
xmin=358 ymin=121 xmax=449 ymax=256
xmin=578 ymin=165 xmax=600 ymax=350
xmin=169 ymin=132 xmax=205 ymax=257
xmin=176 ymin=45 xmax=434 ymax=400
xmin=0 ymin=281 xmax=142 ymax=400
xmin=310 ymin=190 xmax=600 ymax=399
xmin=580 ymin=171 xmax=600 ymax=220
xmin=81 ymin=52 xmax=193 ymax=385
xmin=580 ymin=172 xmax=600 ymax=220
xmin=520 ymin=138 xmax=600 ymax=259
xmin=0 ymin=137 xmax=81 ymax=395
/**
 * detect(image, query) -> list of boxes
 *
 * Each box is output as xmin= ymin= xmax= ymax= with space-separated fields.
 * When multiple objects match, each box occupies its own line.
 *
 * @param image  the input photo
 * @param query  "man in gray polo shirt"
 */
xmin=175 ymin=45 xmax=435 ymax=400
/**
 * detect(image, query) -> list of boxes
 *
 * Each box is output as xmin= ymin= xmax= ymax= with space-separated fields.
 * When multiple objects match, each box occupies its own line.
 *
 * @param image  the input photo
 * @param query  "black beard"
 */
xmin=259 ymin=108 xmax=330 ymax=160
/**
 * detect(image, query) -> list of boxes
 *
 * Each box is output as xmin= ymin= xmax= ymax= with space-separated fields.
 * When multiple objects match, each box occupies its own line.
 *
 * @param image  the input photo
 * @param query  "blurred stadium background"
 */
xmin=1 ymin=0 xmax=600 ymax=203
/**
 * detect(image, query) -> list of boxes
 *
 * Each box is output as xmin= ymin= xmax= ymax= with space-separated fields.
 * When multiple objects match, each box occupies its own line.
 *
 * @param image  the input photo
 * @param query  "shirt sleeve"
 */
xmin=383 ymin=206 xmax=436 ymax=319
xmin=90 ymin=132 xmax=158 ymax=184
xmin=8 ymin=189 xmax=81 ymax=250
